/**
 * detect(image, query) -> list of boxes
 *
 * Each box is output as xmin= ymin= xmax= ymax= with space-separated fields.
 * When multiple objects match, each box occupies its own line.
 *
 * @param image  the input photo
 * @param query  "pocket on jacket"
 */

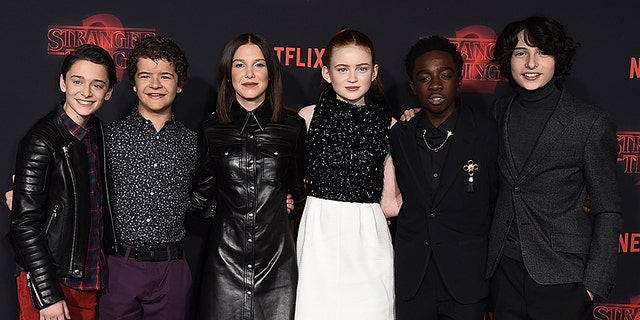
xmin=551 ymin=232 xmax=591 ymax=254
xmin=260 ymin=145 xmax=291 ymax=180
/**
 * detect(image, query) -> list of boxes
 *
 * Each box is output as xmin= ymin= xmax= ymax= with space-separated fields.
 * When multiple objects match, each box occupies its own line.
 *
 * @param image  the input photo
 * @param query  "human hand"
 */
xmin=399 ymin=108 xmax=420 ymax=121
xmin=39 ymin=300 xmax=70 ymax=320
xmin=587 ymin=290 xmax=594 ymax=301
xmin=286 ymin=193 xmax=294 ymax=214
xmin=582 ymin=195 xmax=590 ymax=214
xmin=5 ymin=175 xmax=14 ymax=211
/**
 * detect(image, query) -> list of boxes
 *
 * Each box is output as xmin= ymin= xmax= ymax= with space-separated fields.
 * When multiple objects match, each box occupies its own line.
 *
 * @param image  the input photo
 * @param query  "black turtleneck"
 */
xmin=503 ymin=80 xmax=561 ymax=262
xmin=508 ymin=80 xmax=561 ymax=171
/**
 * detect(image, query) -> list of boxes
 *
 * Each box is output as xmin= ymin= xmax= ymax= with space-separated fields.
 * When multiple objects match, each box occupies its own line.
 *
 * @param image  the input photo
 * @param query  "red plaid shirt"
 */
xmin=59 ymin=106 xmax=104 ymax=291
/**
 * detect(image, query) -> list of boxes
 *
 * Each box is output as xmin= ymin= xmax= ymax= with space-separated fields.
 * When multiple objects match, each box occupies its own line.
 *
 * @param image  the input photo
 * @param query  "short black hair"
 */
xmin=61 ymin=44 xmax=117 ymax=89
xmin=405 ymin=36 xmax=464 ymax=80
xmin=493 ymin=16 xmax=578 ymax=83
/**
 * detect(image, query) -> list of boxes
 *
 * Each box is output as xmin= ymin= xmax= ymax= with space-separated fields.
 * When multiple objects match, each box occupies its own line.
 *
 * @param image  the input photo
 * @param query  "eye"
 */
xmin=336 ymin=67 xmax=348 ymax=73
xmin=538 ymin=50 xmax=549 ymax=56
xmin=441 ymin=73 xmax=453 ymax=80
xmin=92 ymin=83 xmax=105 ymax=89
xmin=513 ymin=51 xmax=526 ymax=57
xmin=234 ymin=62 xmax=245 ymax=68
xmin=72 ymin=80 xmax=82 ymax=85
xmin=357 ymin=66 xmax=369 ymax=72
xmin=254 ymin=62 xmax=266 ymax=68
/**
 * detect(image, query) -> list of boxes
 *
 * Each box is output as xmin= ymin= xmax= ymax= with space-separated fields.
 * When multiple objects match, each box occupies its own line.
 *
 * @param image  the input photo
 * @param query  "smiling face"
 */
xmin=230 ymin=43 xmax=269 ymax=111
xmin=409 ymin=50 xmax=461 ymax=127
xmin=133 ymin=57 xmax=182 ymax=119
xmin=59 ymin=59 xmax=113 ymax=127
xmin=322 ymin=44 xmax=378 ymax=105
xmin=510 ymin=30 xmax=556 ymax=90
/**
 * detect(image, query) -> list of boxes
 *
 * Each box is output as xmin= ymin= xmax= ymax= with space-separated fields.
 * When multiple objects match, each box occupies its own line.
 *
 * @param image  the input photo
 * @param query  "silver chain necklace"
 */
xmin=422 ymin=129 xmax=454 ymax=152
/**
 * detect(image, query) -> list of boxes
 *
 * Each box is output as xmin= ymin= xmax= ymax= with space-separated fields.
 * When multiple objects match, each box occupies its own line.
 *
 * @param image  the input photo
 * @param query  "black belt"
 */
xmin=116 ymin=243 xmax=183 ymax=262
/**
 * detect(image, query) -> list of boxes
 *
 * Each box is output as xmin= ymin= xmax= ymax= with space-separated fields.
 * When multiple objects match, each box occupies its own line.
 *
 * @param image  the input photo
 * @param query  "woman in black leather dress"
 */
xmin=187 ymin=33 xmax=306 ymax=320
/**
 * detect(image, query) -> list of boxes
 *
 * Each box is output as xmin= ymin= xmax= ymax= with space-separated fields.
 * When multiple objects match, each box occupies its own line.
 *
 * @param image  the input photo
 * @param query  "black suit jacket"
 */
xmin=486 ymin=89 xmax=623 ymax=298
xmin=390 ymin=102 xmax=498 ymax=303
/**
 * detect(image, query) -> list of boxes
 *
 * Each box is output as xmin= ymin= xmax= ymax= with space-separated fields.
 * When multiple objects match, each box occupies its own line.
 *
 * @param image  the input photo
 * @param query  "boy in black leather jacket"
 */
xmin=10 ymin=44 xmax=117 ymax=320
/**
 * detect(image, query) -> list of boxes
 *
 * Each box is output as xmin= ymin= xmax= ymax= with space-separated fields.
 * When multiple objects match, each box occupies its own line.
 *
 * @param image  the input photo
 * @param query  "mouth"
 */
xmin=146 ymin=93 xmax=166 ymax=99
xmin=522 ymin=73 xmax=542 ymax=80
xmin=345 ymin=86 xmax=360 ymax=91
xmin=243 ymin=82 xmax=258 ymax=87
xmin=428 ymin=95 xmax=444 ymax=105
xmin=75 ymin=98 xmax=95 ymax=106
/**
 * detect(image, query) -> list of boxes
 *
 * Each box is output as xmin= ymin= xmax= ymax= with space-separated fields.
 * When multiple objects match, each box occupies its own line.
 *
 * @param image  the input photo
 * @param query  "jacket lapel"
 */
xmin=510 ymin=90 xmax=576 ymax=182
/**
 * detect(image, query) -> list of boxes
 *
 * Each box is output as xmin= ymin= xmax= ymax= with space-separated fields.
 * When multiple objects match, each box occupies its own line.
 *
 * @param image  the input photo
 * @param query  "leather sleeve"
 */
xmin=288 ymin=117 xmax=307 ymax=222
xmin=11 ymin=132 xmax=65 ymax=309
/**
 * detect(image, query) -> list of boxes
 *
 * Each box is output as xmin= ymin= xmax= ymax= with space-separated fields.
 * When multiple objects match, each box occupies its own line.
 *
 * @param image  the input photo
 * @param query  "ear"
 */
xmin=177 ymin=85 xmax=183 ymax=94
xmin=321 ymin=66 xmax=331 ymax=83
xmin=371 ymin=64 xmax=379 ymax=82
xmin=104 ymin=87 xmax=114 ymax=101
xmin=409 ymin=81 xmax=416 ymax=95
xmin=59 ymin=74 xmax=66 ymax=93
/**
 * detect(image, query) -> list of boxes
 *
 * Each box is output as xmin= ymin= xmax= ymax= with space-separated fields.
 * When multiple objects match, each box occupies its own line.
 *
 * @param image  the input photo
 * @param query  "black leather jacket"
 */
xmin=10 ymin=107 xmax=117 ymax=309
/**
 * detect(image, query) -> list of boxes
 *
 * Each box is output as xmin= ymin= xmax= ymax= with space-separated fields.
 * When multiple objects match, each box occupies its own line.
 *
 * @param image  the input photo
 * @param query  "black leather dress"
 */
xmin=189 ymin=101 xmax=306 ymax=320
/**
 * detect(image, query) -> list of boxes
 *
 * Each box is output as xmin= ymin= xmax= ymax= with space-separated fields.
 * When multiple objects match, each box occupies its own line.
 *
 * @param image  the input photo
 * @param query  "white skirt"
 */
xmin=295 ymin=196 xmax=395 ymax=320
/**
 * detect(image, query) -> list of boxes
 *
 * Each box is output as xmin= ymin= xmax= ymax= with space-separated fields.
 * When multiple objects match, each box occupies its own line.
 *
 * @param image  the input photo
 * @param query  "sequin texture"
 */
xmin=305 ymin=90 xmax=389 ymax=203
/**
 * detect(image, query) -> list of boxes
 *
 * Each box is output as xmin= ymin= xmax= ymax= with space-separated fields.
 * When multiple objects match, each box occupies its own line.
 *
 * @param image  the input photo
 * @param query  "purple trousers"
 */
xmin=97 ymin=250 xmax=191 ymax=320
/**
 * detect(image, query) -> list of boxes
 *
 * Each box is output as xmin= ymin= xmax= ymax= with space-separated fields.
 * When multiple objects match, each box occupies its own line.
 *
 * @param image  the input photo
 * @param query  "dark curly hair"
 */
xmin=493 ymin=16 xmax=578 ymax=84
xmin=61 ymin=44 xmax=117 ymax=89
xmin=405 ymin=35 xmax=464 ymax=81
xmin=126 ymin=35 xmax=189 ymax=87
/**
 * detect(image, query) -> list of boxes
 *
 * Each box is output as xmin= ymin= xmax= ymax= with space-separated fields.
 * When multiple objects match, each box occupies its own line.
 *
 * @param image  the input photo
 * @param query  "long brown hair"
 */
xmin=216 ymin=33 xmax=284 ymax=123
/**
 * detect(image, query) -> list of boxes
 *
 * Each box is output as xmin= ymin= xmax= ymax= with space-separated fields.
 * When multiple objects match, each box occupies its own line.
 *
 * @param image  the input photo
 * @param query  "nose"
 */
xmin=81 ymin=83 xmax=92 ymax=97
xmin=245 ymin=66 xmax=255 ymax=79
xmin=525 ymin=54 xmax=538 ymax=69
xmin=429 ymin=77 xmax=443 ymax=91
xmin=347 ymin=70 xmax=358 ymax=83
xmin=150 ymin=76 xmax=162 ymax=89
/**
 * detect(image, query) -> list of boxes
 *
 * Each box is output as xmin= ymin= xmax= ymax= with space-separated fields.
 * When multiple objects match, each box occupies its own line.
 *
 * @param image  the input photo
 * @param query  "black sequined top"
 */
xmin=305 ymin=90 xmax=389 ymax=203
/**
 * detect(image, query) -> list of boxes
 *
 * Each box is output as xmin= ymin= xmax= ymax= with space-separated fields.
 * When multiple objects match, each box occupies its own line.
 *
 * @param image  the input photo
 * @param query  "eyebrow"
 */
xmin=70 ymin=75 xmax=107 ymax=83
xmin=334 ymin=62 xmax=371 ymax=67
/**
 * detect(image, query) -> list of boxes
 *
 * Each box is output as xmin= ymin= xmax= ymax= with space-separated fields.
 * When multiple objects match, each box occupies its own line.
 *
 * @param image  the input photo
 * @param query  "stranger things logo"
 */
xmin=47 ymin=14 xmax=156 ymax=80
xmin=594 ymin=303 xmax=640 ymax=319
xmin=617 ymin=131 xmax=640 ymax=186
xmin=447 ymin=25 xmax=505 ymax=94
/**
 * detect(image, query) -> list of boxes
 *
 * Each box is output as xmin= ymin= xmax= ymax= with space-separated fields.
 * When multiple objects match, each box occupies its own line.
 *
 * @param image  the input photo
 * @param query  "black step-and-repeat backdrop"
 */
xmin=2 ymin=1 xmax=639 ymax=318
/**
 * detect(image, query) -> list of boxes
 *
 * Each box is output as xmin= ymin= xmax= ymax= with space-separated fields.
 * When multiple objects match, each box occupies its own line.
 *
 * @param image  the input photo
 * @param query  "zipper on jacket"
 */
xmin=43 ymin=203 xmax=61 ymax=234
xmin=62 ymin=143 xmax=79 ymax=274
xmin=25 ymin=272 xmax=45 ymax=307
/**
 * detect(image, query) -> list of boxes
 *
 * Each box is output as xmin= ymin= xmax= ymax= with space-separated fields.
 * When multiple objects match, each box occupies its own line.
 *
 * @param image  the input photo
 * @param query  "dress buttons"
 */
xmin=513 ymin=187 xmax=521 ymax=194
xmin=247 ymin=238 xmax=253 ymax=243
xmin=248 ymin=264 xmax=253 ymax=269
xmin=433 ymin=172 xmax=439 ymax=178
xmin=249 ymin=186 xmax=255 ymax=190
xmin=429 ymin=212 xmax=436 ymax=218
